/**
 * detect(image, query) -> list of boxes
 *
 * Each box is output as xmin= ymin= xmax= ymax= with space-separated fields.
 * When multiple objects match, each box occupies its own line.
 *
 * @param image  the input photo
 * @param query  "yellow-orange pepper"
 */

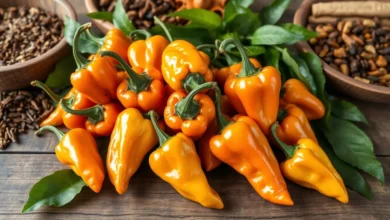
xmin=275 ymin=104 xmax=318 ymax=146
xmin=107 ymin=108 xmax=158 ymax=194
xmin=161 ymin=40 xmax=213 ymax=92
xmin=35 ymin=126 xmax=104 ymax=193
xmin=281 ymin=79 xmax=325 ymax=120
xmin=271 ymin=123 xmax=349 ymax=203
xmin=148 ymin=111 xmax=223 ymax=209
xmin=92 ymin=28 xmax=131 ymax=63
xmin=221 ymin=39 xmax=281 ymax=135
xmin=197 ymin=119 xmax=221 ymax=171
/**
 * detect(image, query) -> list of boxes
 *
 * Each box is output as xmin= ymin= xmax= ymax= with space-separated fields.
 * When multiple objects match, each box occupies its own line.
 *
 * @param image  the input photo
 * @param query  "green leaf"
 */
xmin=234 ymin=0 xmax=254 ymax=7
xmin=251 ymin=25 xmax=302 ymax=45
xmin=22 ymin=169 xmax=85 ymax=213
xmin=293 ymin=55 xmax=317 ymax=95
xmin=313 ymin=125 xmax=373 ymax=200
xmin=169 ymin=9 xmax=222 ymax=29
xmin=324 ymin=116 xmax=384 ymax=184
xmin=280 ymin=23 xmax=318 ymax=40
xmin=225 ymin=12 xmax=261 ymax=36
xmin=228 ymin=46 xmax=266 ymax=57
xmin=45 ymin=56 xmax=77 ymax=89
xmin=63 ymin=16 xmax=100 ymax=54
xmin=329 ymin=97 xmax=368 ymax=125
xmin=300 ymin=52 xmax=331 ymax=127
xmin=260 ymin=0 xmax=291 ymax=25
xmin=113 ymin=0 xmax=135 ymax=35
xmin=279 ymin=48 xmax=311 ymax=89
xmin=263 ymin=47 xmax=280 ymax=71
xmin=87 ymin=12 xmax=113 ymax=22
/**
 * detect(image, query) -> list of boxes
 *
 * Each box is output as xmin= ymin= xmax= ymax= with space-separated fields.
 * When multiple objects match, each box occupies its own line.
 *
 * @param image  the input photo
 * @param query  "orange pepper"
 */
xmin=92 ymin=28 xmax=131 ymax=63
xmin=36 ymin=126 xmax=104 ymax=193
xmin=60 ymin=100 xmax=123 ymax=137
xmin=161 ymin=40 xmax=213 ymax=92
xmin=70 ymin=23 xmax=120 ymax=104
xmin=197 ymin=119 xmax=221 ymax=171
xmin=281 ymin=79 xmax=325 ymax=120
xmin=100 ymin=51 xmax=166 ymax=115
xmin=221 ymin=39 xmax=281 ymax=135
xmin=164 ymin=82 xmax=216 ymax=139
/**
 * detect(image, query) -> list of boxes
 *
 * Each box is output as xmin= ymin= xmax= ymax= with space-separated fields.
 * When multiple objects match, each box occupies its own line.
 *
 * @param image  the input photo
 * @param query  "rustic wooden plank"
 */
xmin=0 ymin=154 xmax=389 ymax=220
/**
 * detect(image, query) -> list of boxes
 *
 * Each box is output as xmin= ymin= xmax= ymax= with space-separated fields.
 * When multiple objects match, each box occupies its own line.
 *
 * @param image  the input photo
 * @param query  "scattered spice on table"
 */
xmin=0 ymin=90 xmax=53 ymax=149
xmin=308 ymin=19 xmax=390 ymax=87
xmin=0 ymin=6 xmax=64 ymax=66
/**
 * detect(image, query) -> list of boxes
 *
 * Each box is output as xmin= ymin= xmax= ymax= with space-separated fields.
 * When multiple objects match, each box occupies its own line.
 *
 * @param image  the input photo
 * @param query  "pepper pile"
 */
xmin=25 ymin=15 xmax=352 ymax=210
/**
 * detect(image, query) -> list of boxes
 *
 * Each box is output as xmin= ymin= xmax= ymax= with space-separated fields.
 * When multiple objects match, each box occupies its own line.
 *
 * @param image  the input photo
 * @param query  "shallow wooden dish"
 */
xmin=0 ymin=0 xmax=76 ymax=91
xmin=84 ymin=0 xmax=113 ymax=33
xmin=294 ymin=0 xmax=390 ymax=103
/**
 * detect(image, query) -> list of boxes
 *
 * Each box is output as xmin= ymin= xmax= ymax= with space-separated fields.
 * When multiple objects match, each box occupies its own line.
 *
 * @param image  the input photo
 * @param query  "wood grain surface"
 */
xmin=1 ymin=0 xmax=389 ymax=220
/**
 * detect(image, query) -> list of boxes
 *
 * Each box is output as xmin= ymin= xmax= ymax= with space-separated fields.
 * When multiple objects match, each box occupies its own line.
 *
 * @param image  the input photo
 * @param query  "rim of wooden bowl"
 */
xmin=293 ymin=0 xmax=390 ymax=96
xmin=0 ymin=0 xmax=77 ymax=72
xmin=84 ymin=0 xmax=114 ymax=33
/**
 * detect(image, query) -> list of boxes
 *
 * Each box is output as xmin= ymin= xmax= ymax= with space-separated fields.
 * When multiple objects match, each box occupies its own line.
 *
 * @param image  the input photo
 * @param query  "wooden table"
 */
xmin=1 ymin=1 xmax=390 ymax=219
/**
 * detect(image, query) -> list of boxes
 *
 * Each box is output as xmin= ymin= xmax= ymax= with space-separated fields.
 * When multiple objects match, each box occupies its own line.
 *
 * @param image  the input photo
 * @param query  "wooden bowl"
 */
xmin=84 ymin=0 xmax=113 ymax=33
xmin=294 ymin=0 xmax=390 ymax=103
xmin=0 ymin=0 xmax=76 ymax=91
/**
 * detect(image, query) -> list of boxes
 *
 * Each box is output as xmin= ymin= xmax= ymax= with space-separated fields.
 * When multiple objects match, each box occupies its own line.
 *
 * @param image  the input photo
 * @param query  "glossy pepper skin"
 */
xmin=61 ymin=100 xmax=123 ymax=137
xmin=271 ymin=123 xmax=348 ymax=203
xmin=161 ymin=40 xmax=213 ymax=92
xmin=107 ymin=108 xmax=158 ymax=194
xmin=221 ymin=39 xmax=281 ymax=135
xmin=209 ymin=113 xmax=293 ymax=205
xmin=197 ymin=119 xmax=221 ymax=171
xmin=94 ymin=28 xmax=131 ymax=63
xmin=281 ymin=79 xmax=325 ymax=120
xmin=148 ymin=111 xmax=224 ymax=209
xmin=36 ymin=126 xmax=104 ymax=193
xmin=70 ymin=23 xmax=120 ymax=104
xmin=275 ymin=104 xmax=318 ymax=146
xmin=101 ymin=51 xmax=166 ymax=115
xmin=164 ymin=82 xmax=216 ymax=139
xmin=214 ymin=58 xmax=261 ymax=89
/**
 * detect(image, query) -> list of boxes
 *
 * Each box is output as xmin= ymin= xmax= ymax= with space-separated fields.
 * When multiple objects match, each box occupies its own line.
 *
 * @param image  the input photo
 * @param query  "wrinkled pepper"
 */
xmin=164 ymin=82 xmax=216 ymax=139
xmin=220 ymin=39 xmax=281 ymax=135
xmin=281 ymin=79 xmax=325 ymax=120
xmin=70 ymin=23 xmax=120 ymax=104
xmin=35 ymin=126 xmax=104 ymax=193
xmin=107 ymin=108 xmax=158 ymax=194
xmin=128 ymin=30 xmax=169 ymax=81
xmin=90 ymin=28 xmax=131 ymax=63
xmin=271 ymin=123 xmax=349 ymax=203
xmin=60 ymin=100 xmax=122 ymax=136
xmin=275 ymin=104 xmax=318 ymax=146
xmin=161 ymin=40 xmax=213 ymax=92
xmin=148 ymin=111 xmax=224 ymax=209
xmin=213 ymin=58 xmax=261 ymax=89
xmin=31 ymin=81 xmax=95 ymax=128
xmin=100 ymin=51 xmax=166 ymax=115
xmin=209 ymin=87 xmax=293 ymax=205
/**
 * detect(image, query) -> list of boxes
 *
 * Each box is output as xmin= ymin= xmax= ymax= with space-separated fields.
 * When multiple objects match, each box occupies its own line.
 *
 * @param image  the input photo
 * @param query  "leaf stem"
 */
xmin=31 ymin=81 xmax=61 ymax=103
xmin=35 ymin=125 xmax=65 ymax=141
xmin=60 ymin=99 xmax=104 ymax=125
xmin=73 ymin=23 xmax=91 ymax=70
xmin=148 ymin=111 xmax=171 ymax=147
xmin=270 ymin=122 xmax=297 ymax=159
xmin=154 ymin=16 xmax=173 ymax=42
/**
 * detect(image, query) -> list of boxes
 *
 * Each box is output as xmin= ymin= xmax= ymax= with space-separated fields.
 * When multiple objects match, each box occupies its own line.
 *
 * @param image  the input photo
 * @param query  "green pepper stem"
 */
xmin=130 ymin=29 xmax=152 ymax=40
xmin=100 ymin=51 xmax=151 ymax=93
xmin=148 ymin=110 xmax=171 ymax=147
xmin=270 ymin=123 xmax=297 ymax=159
xmin=85 ymin=28 xmax=105 ymax=46
xmin=35 ymin=125 xmax=65 ymax=141
xmin=73 ymin=23 xmax=91 ymax=70
xmin=60 ymin=99 xmax=104 ymax=125
xmin=175 ymin=82 xmax=216 ymax=120
xmin=182 ymin=73 xmax=206 ymax=93
xmin=154 ymin=16 xmax=173 ymax=42
xmin=219 ymin=38 xmax=259 ymax=78
xmin=213 ymin=86 xmax=231 ymax=133
xmin=277 ymin=109 xmax=288 ymax=121
xmin=31 ymin=80 xmax=61 ymax=103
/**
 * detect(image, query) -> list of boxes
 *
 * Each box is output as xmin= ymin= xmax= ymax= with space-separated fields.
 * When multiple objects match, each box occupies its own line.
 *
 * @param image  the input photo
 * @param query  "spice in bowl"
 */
xmin=307 ymin=1 xmax=390 ymax=87
xmin=0 ymin=90 xmax=53 ymax=149
xmin=0 ymin=6 xmax=64 ymax=66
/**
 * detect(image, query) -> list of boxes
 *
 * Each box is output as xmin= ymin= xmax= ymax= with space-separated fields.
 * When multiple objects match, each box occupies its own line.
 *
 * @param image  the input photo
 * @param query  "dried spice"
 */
xmin=0 ymin=6 xmax=64 ymax=66
xmin=98 ymin=0 xmax=182 ymax=29
xmin=0 ymin=90 xmax=53 ymax=149
xmin=308 ymin=17 xmax=390 ymax=87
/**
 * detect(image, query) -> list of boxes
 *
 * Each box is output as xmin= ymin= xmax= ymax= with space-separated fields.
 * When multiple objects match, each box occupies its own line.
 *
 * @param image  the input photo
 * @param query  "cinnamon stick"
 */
xmin=312 ymin=1 xmax=390 ymax=18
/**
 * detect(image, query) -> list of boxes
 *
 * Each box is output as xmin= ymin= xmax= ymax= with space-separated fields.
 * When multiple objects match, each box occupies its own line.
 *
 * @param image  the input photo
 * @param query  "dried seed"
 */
xmin=340 ymin=64 xmax=349 ymax=75
xmin=376 ymin=55 xmax=388 ymax=67
xmin=364 ymin=44 xmax=377 ymax=55
xmin=334 ymin=47 xmax=347 ymax=58
xmin=363 ymin=19 xmax=376 ymax=27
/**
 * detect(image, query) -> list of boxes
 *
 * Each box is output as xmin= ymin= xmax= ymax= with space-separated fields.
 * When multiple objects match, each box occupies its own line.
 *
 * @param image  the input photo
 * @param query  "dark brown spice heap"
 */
xmin=0 ymin=6 xmax=64 ymax=66
xmin=0 ymin=90 xmax=53 ymax=149
xmin=99 ymin=0 xmax=182 ymax=29
xmin=308 ymin=17 xmax=390 ymax=87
